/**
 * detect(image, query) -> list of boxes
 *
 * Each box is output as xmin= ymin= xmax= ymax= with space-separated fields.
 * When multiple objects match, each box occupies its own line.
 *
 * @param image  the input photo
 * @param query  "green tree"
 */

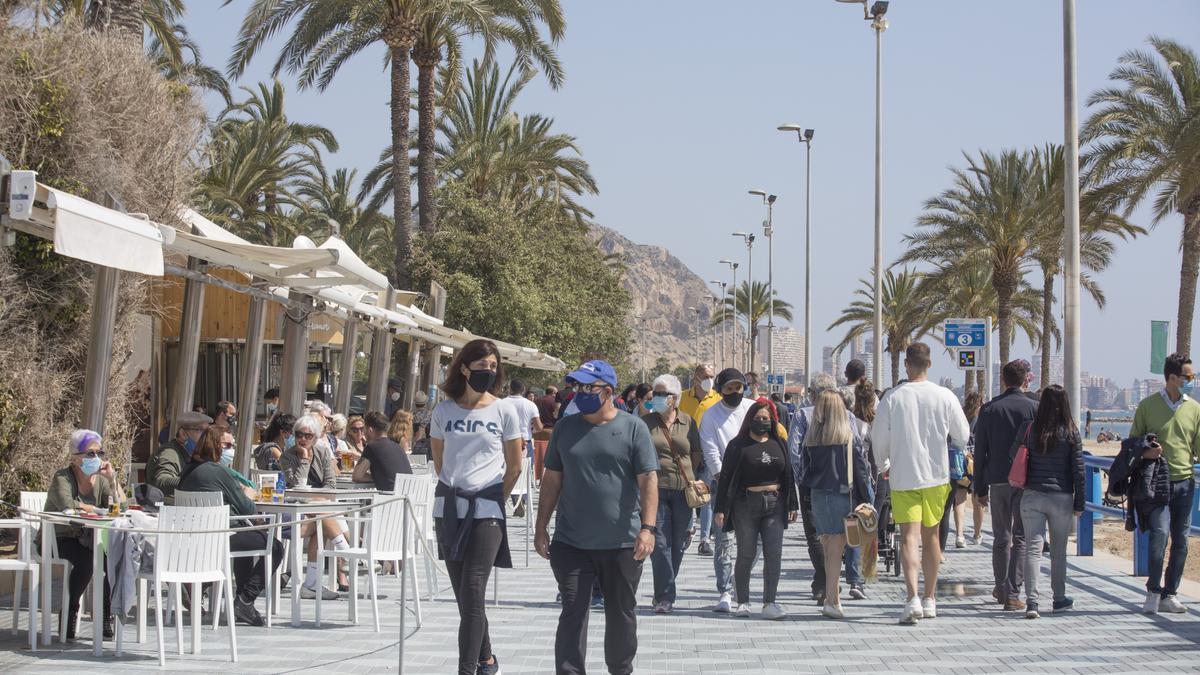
xmin=294 ymin=161 xmax=395 ymax=272
xmin=829 ymin=268 xmax=934 ymax=387
xmin=1082 ymin=37 xmax=1200 ymax=354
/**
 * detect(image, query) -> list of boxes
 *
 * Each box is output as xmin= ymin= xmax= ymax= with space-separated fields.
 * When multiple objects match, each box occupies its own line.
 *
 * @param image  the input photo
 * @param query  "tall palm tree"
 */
xmin=411 ymin=0 xmax=565 ymax=235
xmin=148 ymin=22 xmax=231 ymax=104
xmin=709 ymin=280 xmax=792 ymax=373
xmin=294 ymin=161 xmax=395 ymax=272
xmin=900 ymin=149 xmax=1043 ymax=364
xmin=1082 ymin=37 xmax=1200 ymax=354
xmin=47 ymin=0 xmax=179 ymax=46
xmin=829 ymin=268 xmax=934 ymax=387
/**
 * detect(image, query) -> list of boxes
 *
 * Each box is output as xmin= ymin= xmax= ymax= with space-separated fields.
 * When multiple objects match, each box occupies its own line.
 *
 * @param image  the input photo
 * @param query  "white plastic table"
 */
xmin=253 ymin=499 xmax=357 ymax=626
xmin=38 ymin=512 xmax=115 ymax=655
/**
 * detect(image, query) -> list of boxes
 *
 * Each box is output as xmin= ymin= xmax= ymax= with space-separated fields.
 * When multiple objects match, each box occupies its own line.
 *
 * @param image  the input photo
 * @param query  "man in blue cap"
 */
xmin=535 ymin=359 xmax=659 ymax=675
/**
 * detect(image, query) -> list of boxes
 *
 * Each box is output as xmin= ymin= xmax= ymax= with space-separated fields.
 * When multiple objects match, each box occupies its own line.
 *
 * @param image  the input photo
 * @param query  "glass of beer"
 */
xmin=260 ymin=483 xmax=274 ymax=502
xmin=341 ymin=453 xmax=353 ymax=472
xmin=106 ymin=497 xmax=119 ymax=517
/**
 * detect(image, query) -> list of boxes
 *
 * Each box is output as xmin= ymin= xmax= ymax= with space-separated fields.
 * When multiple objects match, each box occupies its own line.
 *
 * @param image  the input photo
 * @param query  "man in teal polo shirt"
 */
xmin=1130 ymin=352 xmax=1200 ymax=614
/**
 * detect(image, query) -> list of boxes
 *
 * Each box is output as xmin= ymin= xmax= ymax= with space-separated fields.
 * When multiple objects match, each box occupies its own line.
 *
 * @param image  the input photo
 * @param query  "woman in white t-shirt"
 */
xmin=430 ymin=339 xmax=524 ymax=675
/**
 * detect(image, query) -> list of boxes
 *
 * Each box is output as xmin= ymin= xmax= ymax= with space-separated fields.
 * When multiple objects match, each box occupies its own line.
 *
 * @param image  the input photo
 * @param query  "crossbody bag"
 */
xmin=844 ymin=441 xmax=878 ymax=548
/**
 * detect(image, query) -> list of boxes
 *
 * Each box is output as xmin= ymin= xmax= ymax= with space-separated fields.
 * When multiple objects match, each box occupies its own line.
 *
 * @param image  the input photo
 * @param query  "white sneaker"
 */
xmin=1163 ymin=595 xmax=1187 ymax=613
xmin=971 ymin=533 xmax=983 ymax=545
xmin=761 ymin=603 xmax=787 ymax=620
xmin=899 ymin=597 xmax=922 ymax=625
xmin=1143 ymin=591 xmax=1161 ymax=614
xmin=922 ymin=597 xmax=937 ymax=619
xmin=955 ymin=535 xmax=966 ymax=549
xmin=713 ymin=592 xmax=733 ymax=613
xmin=301 ymin=584 xmax=340 ymax=600
xmin=820 ymin=603 xmax=844 ymax=619
xmin=734 ymin=603 xmax=752 ymax=618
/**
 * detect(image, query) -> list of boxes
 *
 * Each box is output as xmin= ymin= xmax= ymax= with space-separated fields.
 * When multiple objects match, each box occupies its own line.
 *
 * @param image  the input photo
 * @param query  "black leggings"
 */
xmin=441 ymin=519 xmax=504 ymax=675
xmin=230 ymin=530 xmax=284 ymax=603
xmin=56 ymin=536 xmax=111 ymax=620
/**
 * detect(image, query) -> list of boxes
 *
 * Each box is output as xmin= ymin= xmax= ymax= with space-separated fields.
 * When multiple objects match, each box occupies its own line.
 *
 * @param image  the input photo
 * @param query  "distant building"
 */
xmin=822 ymin=346 xmax=841 ymax=379
xmin=759 ymin=327 xmax=805 ymax=379
xmin=1031 ymin=353 xmax=1065 ymax=388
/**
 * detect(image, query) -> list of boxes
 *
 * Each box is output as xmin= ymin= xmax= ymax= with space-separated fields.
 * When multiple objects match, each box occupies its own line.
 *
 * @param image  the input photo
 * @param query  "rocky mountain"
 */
xmin=589 ymin=225 xmax=741 ymax=371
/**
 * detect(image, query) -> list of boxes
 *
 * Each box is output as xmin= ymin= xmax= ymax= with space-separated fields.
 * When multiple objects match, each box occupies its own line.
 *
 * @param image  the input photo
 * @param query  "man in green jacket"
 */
xmin=147 ymin=410 xmax=211 ymax=504
xmin=1130 ymin=352 xmax=1200 ymax=615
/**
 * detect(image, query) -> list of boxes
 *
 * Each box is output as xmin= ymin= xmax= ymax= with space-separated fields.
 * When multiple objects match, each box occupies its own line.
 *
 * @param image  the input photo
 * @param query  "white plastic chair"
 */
xmin=151 ymin=505 xmax=236 ymax=666
xmin=19 ymin=491 xmax=71 ymax=643
xmin=0 ymin=518 xmax=38 ymax=650
xmin=315 ymin=494 xmax=420 ymax=632
xmin=391 ymin=474 xmax=438 ymax=598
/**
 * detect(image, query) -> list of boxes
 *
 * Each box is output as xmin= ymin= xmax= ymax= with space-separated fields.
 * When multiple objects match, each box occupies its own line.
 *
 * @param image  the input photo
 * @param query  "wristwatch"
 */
xmin=640 ymin=524 xmax=659 ymax=536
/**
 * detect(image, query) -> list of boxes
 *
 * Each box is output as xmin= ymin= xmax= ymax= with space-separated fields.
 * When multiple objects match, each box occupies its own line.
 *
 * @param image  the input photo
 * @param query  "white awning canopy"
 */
xmin=292 ymin=235 xmax=389 ymax=294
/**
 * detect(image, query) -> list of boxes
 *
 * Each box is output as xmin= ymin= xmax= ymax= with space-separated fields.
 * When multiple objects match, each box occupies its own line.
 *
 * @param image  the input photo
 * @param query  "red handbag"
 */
xmin=1007 ymin=424 xmax=1032 ymax=489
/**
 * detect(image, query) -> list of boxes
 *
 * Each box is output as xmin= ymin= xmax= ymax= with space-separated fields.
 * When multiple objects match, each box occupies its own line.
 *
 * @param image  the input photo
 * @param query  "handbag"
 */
xmin=843 ymin=441 xmax=878 ymax=548
xmin=1008 ymin=423 xmax=1033 ymax=489
xmin=661 ymin=417 xmax=710 ymax=509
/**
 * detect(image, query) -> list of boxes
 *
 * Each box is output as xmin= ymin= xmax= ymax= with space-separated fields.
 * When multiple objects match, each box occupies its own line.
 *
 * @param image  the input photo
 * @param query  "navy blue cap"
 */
xmin=567 ymin=360 xmax=618 ymax=388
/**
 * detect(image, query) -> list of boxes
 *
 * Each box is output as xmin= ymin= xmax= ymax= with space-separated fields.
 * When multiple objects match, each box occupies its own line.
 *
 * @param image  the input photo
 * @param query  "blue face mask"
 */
xmin=284 ymin=435 xmax=296 ymax=450
xmin=647 ymin=395 xmax=670 ymax=414
xmin=81 ymin=456 xmax=102 ymax=476
xmin=183 ymin=437 xmax=197 ymax=454
xmin=220 ymin=448 xmax=236 ymax=467
xmin=574 ymin=391 xmax=603 ymax=415
xmin=1183 ymin=380 xmax=1195 ymax=397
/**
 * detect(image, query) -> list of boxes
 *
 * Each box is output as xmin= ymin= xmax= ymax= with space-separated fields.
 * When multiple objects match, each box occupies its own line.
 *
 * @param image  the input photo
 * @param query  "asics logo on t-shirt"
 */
xmin=445 ymin=419 xmax=501 ymax=436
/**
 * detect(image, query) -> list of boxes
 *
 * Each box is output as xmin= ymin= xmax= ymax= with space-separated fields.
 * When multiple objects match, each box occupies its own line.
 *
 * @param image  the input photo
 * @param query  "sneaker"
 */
xmin=653 ymin=601 xmax=672 ymax=614
xmin=234 ymin=597 xmax=265 ymax=626
xmin=477 ymin=656 xmax=502 ymax=675
xmin=301 ymin=585 xmax=340 ymax=600
xmin=1163 ymin=595 xmax=1187 ymax=613
xmin=971 ymin=533 xmax=983 ymax=545
xmin=848 ymin=585 xmax=867 ymax=600
xmin=590 ymin=594 xmax=604 ymax=610
xmin=513 ymin=502 xmax=526 ymax=519
xmin=899 ymin=597 xmax=922 ymax=625
xmin=821 ymin=603 xmax=844 ymax=619
xmin=922 ymin=597 xmax=937 ymax=619
xmin=762 ymin=603 xmax=787 ymax=620
xmin=1052 ymin=597 xmax=1074 ymax=613
xmin=955 ymin=535 xmax=966 ymax=549
xmin=102 ymin=616 xmax=115 ymax=639
xmin=813 ymin=590 xmax=826 ymax=607
xmin=682 ymin=530 xmax=694 ymax=552
xmin=734 ymin=603 xmax=752 ymax=618
xmin=1003 ymin=598 xmax=1025 ymax=612
xmin=1143 ymin=591 xmax=1160 ymax=615
xmin=697 ymin=541 xmax=713 ymax=556
xmin=1025 ymin=603 xmax=1040 ymax=619
xmin=713 ymin=592 xmax=733 ymax=613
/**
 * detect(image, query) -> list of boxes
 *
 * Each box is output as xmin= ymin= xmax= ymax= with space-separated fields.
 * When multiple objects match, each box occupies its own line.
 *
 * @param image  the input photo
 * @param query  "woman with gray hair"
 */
xmin=280 ymin=414 xmax=350 ymax=597
xmin=642 ymin=373 xmax=705 ymax=613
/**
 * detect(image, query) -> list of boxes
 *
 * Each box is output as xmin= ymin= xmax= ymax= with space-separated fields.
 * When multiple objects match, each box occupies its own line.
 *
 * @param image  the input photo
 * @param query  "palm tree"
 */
xmin=47 ymin=1 xmax=180 ymax=47
xmin=709 ymin=280 xmax=792 ymax=373
xmin=294 ymin=161 xmax=395 ymax=272
xmin=900 ymin=149 xmax=1043 ymax=365
xmin=1082 ymin=37 xmax=1200 ymax=354
xmin=148 ymin=22 xmax=231 ymax=104
xmin=411 ymin=1 xmax=565 ymax=235
xmin=829 ymin=268 xmax=934 ymax=387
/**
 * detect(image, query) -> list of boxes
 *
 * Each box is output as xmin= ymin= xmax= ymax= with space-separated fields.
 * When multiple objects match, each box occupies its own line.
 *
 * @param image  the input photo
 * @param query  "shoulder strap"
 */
xmin=846 ymin=441 xmax=854 ymax=493
xmin=660 ymin=417 xmax=695 ymax=483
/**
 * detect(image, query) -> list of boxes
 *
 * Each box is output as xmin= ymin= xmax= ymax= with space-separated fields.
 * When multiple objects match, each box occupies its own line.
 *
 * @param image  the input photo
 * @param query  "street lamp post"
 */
xmin=778 ymin=125 xmax=815 ymax=386
xmin=749 ymin=190 xmax=778 ymax=378
xmin=710 ymin=279 xmax=728 ymax=368
xmin=710 ymin=295 xmax=721 ymax=366
xmin=688 ymin=306 xmax=701 ymax=365
xmin=837 ymin=0 xmax=888 ymax=386
xmin=719 ymin=259 xmax=739 ymax=369
xmin=635 ymin=313 xmax=646 ymax=383
xmin=1062 ymin=0 xmax=1082 ymax=424
xmin=732 ymin=233 xmax=755 ymax=373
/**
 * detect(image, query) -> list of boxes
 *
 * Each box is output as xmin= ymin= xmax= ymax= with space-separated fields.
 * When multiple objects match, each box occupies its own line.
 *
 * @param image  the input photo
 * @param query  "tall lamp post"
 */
xmin=719 ymin=259 xmax=739 ymax=369
xmin=1062 ymin=0 xmax=1081 ymax=423
xmin=731 ymin=232 xmax=755 ymax=373
xmin=749 ymin=190 xmax=778 ymax=377
xmin=777 ymin=125 xmax=814 ymax=387
xmin=634 ymin=313 xmax=646 ymax=383
xmin=710 ymin=279 xmax=728 ymax=368
xmin=688 ymin=306 xmax=702 ymax=365
xmin=836 ymin=0 xmax=888 ymax=385
xmin=710 ymin=295 xmax=721 ymax=366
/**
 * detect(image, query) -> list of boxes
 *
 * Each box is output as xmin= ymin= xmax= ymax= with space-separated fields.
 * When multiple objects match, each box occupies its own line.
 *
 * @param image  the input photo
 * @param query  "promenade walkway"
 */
xmin=2 ymin=511 xmax=1200 ymax=673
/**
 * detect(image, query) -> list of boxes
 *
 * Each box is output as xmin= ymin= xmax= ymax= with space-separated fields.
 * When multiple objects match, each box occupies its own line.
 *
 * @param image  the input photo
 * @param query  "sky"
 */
xmin=186 ymin=0 xmax=1200 ymax=387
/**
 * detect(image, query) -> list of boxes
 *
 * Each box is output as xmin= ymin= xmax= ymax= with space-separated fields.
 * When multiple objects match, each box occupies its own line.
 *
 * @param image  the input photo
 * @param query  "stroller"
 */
xmin=875 ymin=477 xmax=900 ymax=577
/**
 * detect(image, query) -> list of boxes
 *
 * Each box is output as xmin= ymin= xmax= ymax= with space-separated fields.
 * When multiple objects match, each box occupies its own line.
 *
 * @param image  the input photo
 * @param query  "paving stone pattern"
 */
xmin=2 ymin=511 xmax=1200 ymax=673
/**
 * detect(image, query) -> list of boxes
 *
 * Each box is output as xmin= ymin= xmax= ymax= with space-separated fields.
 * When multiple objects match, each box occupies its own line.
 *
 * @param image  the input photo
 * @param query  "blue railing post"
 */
xmin=1077 ymin=464 xmax=1096 ymax=556
xmin=1133 ymin=527 xmax=1150 ymax=576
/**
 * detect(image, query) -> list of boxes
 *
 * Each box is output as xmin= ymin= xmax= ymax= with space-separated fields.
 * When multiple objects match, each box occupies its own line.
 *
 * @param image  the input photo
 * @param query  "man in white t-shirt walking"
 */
xmin=872 ymin=342 xmax=971 ymax=625
xmin=506 ymin=379 xmax=543 ymax=517
xmin=698 ymin=368 xmax=755 ymax=613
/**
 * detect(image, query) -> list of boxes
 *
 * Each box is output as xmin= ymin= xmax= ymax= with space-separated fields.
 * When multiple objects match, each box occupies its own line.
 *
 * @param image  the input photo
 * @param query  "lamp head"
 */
xmin=767 ymin=195 xmax=777 ymax=205
xmin=748 ymin=189 xmax=767 ymax=198
xmin=732 ymin=231 xmax=748 ymax=238
xmin=804 ymin=128 xmax=815 ymax=141
xmin=871 ymin=1 xmax=889 ymax=17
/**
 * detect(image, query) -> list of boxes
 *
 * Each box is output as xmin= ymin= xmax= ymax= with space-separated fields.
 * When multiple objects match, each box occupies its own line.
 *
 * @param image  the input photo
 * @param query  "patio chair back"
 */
xmin=155 ymin=505 xmax=230 ymax=584
xmin=174 ymin=491 xmax=223 ymax=507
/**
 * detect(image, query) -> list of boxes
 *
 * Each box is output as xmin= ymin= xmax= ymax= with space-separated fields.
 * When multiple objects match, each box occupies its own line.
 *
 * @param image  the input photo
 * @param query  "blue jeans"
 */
xmin=844 ymin=545 xmax=864 ymax=586
xmin=651 ymin=489 xmax=692 ymax=603
xmin=698 ymin=475 xmax=715 ymax=541
xmin=1147 ymin=478 xmax=1195 ymax=597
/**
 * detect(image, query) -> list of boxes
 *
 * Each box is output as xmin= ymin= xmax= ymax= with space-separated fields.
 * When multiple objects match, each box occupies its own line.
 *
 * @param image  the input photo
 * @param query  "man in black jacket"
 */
xmin=973 ymin=360 xmax=1039 ymax=611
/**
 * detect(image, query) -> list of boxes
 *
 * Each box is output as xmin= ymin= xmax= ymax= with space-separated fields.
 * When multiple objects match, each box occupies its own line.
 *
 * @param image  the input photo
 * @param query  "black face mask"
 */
xmin=467 ymin=369 xmax=497 ymax=393
xmin=722 ymin=391 xmax=743 ymax=408
xmin=750 ymin=419 xmax=772 ymax=436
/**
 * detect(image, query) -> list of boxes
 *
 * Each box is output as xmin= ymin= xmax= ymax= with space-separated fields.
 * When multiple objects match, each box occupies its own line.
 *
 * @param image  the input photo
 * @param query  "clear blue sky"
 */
xmin=189 ymin=1 xmax=1198 ymax=387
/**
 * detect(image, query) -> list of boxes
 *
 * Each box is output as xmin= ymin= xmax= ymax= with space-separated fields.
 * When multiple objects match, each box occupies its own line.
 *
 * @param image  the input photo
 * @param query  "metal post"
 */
xmin=721 ymin=292 xmax=727 ymax=369
xmin=235 ymin=295 xmax=267 ymax=473
xmin=731 ymin=265 xmax=739 ymax=370
xmin=766 ymin=201 xmax=775 ymax=377
xmin=804 ymin=140 xmax=813 ymax=388
xmin=169 ymin=257 xmax=206 ymax=437
xmin=404 ymin=337 xmax=421 ymax=409
xmin=1062 ymin=0 xmax=1082 ymax=426
xmin=420 ymin=281 xmax=447 ymax=401
xmin=80 ymin=266 xmax=120 ymax=433
xmin=398 ymin=497 xmax=408 ymax=672
xmin=279 ymin=292 xmax=312 ymax=415
xmin=871 ymin=13 xmax=887 ymax=388
xmin=984 ymin=316 xmax=994 ymax=401
xmin=746 ymin=238 xmax=754 ymax=374
xmin=334 ymin=317 xmax=359 ymax=414
xmin=366 ymin=287 xmax=397 ymax=412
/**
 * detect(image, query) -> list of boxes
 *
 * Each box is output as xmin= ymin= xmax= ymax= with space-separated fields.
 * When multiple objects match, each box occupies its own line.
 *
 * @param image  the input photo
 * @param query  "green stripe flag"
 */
xmin=1151 ymin=320 xmax=1170 ymax=374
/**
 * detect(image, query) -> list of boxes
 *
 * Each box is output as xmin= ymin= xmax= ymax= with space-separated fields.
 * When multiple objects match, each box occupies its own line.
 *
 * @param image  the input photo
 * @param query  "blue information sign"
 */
xmin=944 ymin=319 xmax=987 ymax=349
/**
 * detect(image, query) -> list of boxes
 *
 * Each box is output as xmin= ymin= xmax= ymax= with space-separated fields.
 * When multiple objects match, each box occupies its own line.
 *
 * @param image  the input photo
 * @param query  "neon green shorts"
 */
xmin=892 ymin=484 xmax=952 ymax=528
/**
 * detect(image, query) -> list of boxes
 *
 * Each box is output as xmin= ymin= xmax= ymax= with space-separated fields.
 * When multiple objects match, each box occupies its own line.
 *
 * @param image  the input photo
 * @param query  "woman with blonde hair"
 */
xmin=798 ymin=390 xmax=872 ymax=619
xmin=387 ymin=409 xmax=414 ymax=452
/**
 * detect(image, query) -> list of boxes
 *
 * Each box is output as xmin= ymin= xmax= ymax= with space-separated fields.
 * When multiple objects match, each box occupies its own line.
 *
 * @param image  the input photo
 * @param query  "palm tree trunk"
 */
xmin=964 ymin=370 xmax=975 ymax=394
xmin=1176 ymin=200 xmax=1200 ymax=355
xmin=996 ymin=281 xmax=1015 ymax=365
xmin=86 ymin=0 xmax=144 ymax=44
xmin=1040 ymin=267 xmax=1055 ymax=389
xmin=413 ymin=44 xmax=439 ymax=235
xmin=384 ymin=30 xmax=416 ymax=288
xmin=890 ymin=349 xmax=900 ymax=387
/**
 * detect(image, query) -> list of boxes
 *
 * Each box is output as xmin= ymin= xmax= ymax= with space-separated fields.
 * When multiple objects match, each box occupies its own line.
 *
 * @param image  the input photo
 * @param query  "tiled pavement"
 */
xmin=2 ymin=512 xmax=1200 ymax=674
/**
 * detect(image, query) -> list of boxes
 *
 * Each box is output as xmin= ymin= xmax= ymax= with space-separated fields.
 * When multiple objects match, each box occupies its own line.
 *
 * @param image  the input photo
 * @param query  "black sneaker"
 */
xmin=813 ymin=590 xmax=826 ymax=607
xmin=697 ymin=541 xmax=713 ymax=556
xmin=849 ymin=585 xmax=867 ymax=600
xmin=103 ymin=616 xmax=115 ymax=639
xmin=66 ymin=613 xmax=77 ymax=641
xmin=477 ymin=655 xmax=502 ymax=675
xmin=1052 ymin=597 xmax=1074 ymax=613
xmin=1025 ymin=603 xmax=1040 ymax=619
xmin=234 ymin=597 xmax=265 ymax=627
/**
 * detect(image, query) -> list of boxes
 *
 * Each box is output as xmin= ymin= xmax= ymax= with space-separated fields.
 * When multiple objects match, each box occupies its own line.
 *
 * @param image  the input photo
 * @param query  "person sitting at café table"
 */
xmin=352 ymin=411 xmax=413 ymax=492
xmin=148 ymin=410 xmax=211 ymax=504
xmin=329 ymin=413 xmax=361 ymax=468
xmin=45 ymin=429 xmax=127 ymax=640
xmin=177 ymin=425 xmax=284 ymax=626
xmin=253 ymin=413 xmax=296 ymax=470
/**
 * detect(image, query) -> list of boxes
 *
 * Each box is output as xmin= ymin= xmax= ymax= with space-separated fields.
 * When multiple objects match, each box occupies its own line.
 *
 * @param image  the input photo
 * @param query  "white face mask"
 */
xmin=389 ymin=391 xmax=401 ymax=402
xmin=699 ymin=378 xmax=714 ymax=393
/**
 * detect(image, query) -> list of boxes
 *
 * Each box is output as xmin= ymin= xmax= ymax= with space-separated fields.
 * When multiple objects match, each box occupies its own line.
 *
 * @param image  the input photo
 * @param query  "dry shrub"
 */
xmin=0 ymin=20 xmax=203 ymax=511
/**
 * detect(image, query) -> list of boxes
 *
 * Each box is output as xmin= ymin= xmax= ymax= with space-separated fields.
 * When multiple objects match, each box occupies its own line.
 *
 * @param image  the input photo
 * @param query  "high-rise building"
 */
xmin=822 ymin=346 xmax=841 ymax=379
xmin=1031 ymin=353 xmax=1065 ymax=388
xmin=859 ymin=336 xmax=876 ymax=384
xmin=758 ymin=327 xmax=805 ymax=379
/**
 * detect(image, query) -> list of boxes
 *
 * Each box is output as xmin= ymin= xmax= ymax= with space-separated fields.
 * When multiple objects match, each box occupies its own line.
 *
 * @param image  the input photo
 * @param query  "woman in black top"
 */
xmin=713 ymin=399 xmax=799 ymax=620
xmin=1019 ymin=385 xmax=1085 ymax=618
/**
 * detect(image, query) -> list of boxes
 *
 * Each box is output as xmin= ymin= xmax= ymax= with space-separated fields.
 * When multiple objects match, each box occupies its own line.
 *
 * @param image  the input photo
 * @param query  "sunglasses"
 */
xmin=349 ymin=427 xmax=365 ymax=433
xmin=294 ymin=431 xmax=315 ymax=440
xmin=80 ymin=451 xmax=107 ymax=459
